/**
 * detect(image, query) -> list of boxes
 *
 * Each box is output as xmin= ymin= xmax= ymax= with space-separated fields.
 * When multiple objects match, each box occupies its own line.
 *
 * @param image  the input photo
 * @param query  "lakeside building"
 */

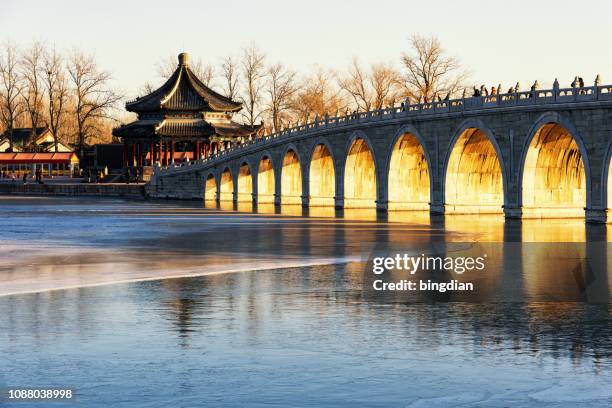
xmin=0 ymin=152 xmax=79 ymax=177
xmin=113 ymin=52 xmax=260 ymax=177
xmin=0 ymin=127 xmax=79 ymax=177
xmin=0 ymin=127 xmax=72 ymax=153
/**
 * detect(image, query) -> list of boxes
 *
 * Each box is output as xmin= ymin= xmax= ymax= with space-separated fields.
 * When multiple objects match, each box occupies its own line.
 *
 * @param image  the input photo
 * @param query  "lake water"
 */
xmin=0 ymin=197 xmax=611 ymax=407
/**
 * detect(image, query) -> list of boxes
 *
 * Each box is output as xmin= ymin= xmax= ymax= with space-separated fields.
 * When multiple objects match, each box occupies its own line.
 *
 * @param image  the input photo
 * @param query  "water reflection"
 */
xmin=2 ymin=264 xmax=611 ymax=407
xmin=2 ymin=198 xmax=612 ymax=406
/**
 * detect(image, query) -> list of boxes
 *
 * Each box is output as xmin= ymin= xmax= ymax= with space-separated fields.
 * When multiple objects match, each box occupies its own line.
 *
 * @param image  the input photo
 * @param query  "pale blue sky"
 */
xmin=2 ymin=0 xmax=610 ymax=98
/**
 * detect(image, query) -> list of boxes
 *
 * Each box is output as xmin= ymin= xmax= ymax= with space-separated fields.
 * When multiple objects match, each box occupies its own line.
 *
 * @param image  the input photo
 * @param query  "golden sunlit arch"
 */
xmin=257 ymin=154 xmax=276 ymax=204
xmin=204 ymin=173 xmax=217 ymax=205
xmin=309 ymin=142 xmax=335 ymax=207
xmin=219 ymin=168 xmax=234 ymax=202
xmin=387 ymin=128 xmax=431 ymax=210
xmin=344 ymin=135 xmax=377 ymax=209
xmin=521 ymin=118 xmax=588 ymax=218
xmin=237 ymin=162 xmax=253 ymax=203
xmin=444 ymin=123 xmax=505 ymax=214
xmin=281 ymin=147 xmax=303 ymax=205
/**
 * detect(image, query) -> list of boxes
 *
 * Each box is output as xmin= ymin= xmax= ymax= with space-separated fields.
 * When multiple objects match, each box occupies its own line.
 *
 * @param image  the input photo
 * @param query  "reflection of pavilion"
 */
xmin=114 ymin=53 xmax=260 ymax=173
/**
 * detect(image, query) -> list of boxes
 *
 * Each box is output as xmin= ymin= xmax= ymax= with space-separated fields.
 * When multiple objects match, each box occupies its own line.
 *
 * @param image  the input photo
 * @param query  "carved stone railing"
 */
xmin=155 ymin=83 xmax=612 ymax=176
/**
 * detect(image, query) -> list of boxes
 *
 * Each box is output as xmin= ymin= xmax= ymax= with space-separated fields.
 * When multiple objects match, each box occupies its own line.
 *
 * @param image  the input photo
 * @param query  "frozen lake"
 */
xmin=0 ymin=197 xmax=611 ymax=407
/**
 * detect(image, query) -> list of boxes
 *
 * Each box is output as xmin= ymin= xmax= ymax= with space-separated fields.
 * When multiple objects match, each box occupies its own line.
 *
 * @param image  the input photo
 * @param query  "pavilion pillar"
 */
xmin=136 ymin=142 xmax=141 ymax=167
xmin=158 ymin=142 xmax=163 ymax=166
xmin=195 ymin=141 xmax=200 ymax=160
xmin=123 ymin=143 xmax=128 ymax=167
xmin=170 ymin=141 xmax=175 ymax=164
xmin=149 ymin=141 xmax=154 ymax=166
xmin=132 ymin=143 xmax=137 ymax=167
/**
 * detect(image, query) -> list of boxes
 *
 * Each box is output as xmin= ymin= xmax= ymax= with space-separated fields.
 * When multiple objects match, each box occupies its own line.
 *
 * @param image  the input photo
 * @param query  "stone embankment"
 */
xmin=0 ymin=182 xmax=146 ymax=199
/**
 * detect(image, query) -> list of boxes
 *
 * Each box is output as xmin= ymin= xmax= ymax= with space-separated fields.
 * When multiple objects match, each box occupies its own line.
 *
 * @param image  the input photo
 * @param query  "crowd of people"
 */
xmin=472 ymin=76 xmax=591 ymax=98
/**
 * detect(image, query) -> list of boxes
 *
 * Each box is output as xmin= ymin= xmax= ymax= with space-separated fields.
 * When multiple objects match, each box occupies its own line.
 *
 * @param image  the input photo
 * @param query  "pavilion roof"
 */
xmin=126 ymin=53 xmax=242 ymax=113
xmin=112 ymin=117 xmax=260 ymax=139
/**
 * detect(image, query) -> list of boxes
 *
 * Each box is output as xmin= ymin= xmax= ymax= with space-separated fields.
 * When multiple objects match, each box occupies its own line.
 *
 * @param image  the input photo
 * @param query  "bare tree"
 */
xmin=239 ymin=44 xmax=266 ymax=128
xmin=370 ymin=62 xmax=400 ymax=110
xmin=43 ymin=47 xmax=69 ymax=152
xmin=0 ymin=42 xmax=24 ymax=151
xmin=292 ymin=68 xmax=345 ymax=123
xmin=338 ymin=59 xmax=400 ymax=112
xmin=264 ymin=63 xmax=297 ymax=133
xmin=338 ymin=58 xmax=372 ymax=111
xmin=157 ymin=55 xmax=215 ymax=87
xmin=400 ymin=34 xmax=468 ymax=102
xmin=220 ymin=56 xmax=239 ymax=100
xmin=20 ymin=42 xmax=45 ymax=147
xmin=67 ymin=50 xmax=122 ymax=154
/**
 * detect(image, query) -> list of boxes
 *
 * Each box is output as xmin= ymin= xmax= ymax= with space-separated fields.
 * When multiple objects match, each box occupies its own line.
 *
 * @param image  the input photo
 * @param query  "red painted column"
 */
xmin=170 ymin=141 xmax=175 ymax=164
xmin=149 ymin=141 xmax=154 ymax=166
xmin=195 ymin=141 xmax=200 ymax=160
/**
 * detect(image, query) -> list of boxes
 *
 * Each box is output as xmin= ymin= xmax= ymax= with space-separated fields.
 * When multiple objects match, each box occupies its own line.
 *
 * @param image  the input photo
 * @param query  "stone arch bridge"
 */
xmin=149 ymin=83 xmax=612 ymax=223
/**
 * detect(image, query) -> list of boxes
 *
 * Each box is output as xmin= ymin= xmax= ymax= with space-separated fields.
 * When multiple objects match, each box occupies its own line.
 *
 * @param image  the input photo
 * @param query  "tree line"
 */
xmin=0 ymin=42 xmax=121 ymax=153
xmin=0 ymin=34 xmax=467 ymax=152
xmin=144 ymin=34 xmax=468 ymax=135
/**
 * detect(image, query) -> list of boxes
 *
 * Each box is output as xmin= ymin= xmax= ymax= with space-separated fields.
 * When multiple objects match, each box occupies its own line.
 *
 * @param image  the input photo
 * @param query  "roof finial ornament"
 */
xmin=178 ymin=52 xmax=189 ymax=67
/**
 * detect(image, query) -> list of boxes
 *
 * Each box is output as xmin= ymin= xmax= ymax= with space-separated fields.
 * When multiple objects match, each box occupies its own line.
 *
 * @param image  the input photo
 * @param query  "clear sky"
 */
xmin=2 ymin=0 xmax=611 ymax=98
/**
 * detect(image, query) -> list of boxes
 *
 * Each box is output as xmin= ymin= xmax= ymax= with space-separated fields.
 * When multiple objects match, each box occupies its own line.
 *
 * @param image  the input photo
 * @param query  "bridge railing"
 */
xmin=156 ymin=82 xmax=612 ymax=176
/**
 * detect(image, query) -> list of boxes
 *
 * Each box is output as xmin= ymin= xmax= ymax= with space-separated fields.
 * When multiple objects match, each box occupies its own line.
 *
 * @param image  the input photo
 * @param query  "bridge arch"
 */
xmin=280 ymin=144 xmax=303 ymax=205
xmin=219 ymin=167 xmax=234 ymax=202
xmin=520 ymin=113 xmax=589 ymax=218
xmin=344 ymin=131 xmax=378 ymax=209
xmin=204 ymin=172 xmax=217 ymax=204
xmin=386 ymin=125 xmax=431 ymax=210
xmin=257 ymin=152 xmax=276 ymax=204
xmin=308 ymin=138 xmax=336 ymax=207
xmin=237 ymin=161 xmax=253 ymax=203
xmin=443 ymin=119 xmax=507 ymax=214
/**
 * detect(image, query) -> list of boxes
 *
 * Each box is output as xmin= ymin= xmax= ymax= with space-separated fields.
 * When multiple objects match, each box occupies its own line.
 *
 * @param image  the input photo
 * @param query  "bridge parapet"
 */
xmin=155 ymin=82 xmax=612 ymax=177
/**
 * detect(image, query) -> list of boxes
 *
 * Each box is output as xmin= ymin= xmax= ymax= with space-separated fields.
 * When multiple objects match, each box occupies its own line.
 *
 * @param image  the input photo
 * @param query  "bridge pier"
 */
xmin=429 ymin=204 xmax=445 ymax=215
xmin=586 ymin=208 xmax=607 ymax=224
xmin=503 ymin=206 xmax=522 ymax=219
xmin=376 ymin=200 xmax=388 ymax=213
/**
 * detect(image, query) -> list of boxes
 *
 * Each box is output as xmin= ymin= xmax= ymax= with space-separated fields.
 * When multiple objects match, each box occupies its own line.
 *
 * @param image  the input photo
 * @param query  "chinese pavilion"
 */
xmin=113 ymin=52 xmax=260 ymax=169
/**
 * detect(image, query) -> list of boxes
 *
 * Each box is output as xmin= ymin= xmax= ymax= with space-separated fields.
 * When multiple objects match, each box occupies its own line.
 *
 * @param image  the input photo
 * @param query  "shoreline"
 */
xmin=0 ymin=182 xmax=147 ymax=198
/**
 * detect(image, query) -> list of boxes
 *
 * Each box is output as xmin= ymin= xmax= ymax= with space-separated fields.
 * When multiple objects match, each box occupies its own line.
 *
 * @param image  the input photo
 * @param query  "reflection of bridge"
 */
xmin=149 ymin=82 xmax=612 ymax=222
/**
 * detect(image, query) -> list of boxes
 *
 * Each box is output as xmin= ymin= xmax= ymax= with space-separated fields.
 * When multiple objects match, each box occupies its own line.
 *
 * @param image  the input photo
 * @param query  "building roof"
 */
xmin=0 ymin=127 xmax=50 ymax=146
xmin=126 ymin=53 xmax=242 ymax=113
xmin=113 ymin=118 xmax=259 ymax=139
xmin=0 ymin=152 xmax=78 ymax=164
